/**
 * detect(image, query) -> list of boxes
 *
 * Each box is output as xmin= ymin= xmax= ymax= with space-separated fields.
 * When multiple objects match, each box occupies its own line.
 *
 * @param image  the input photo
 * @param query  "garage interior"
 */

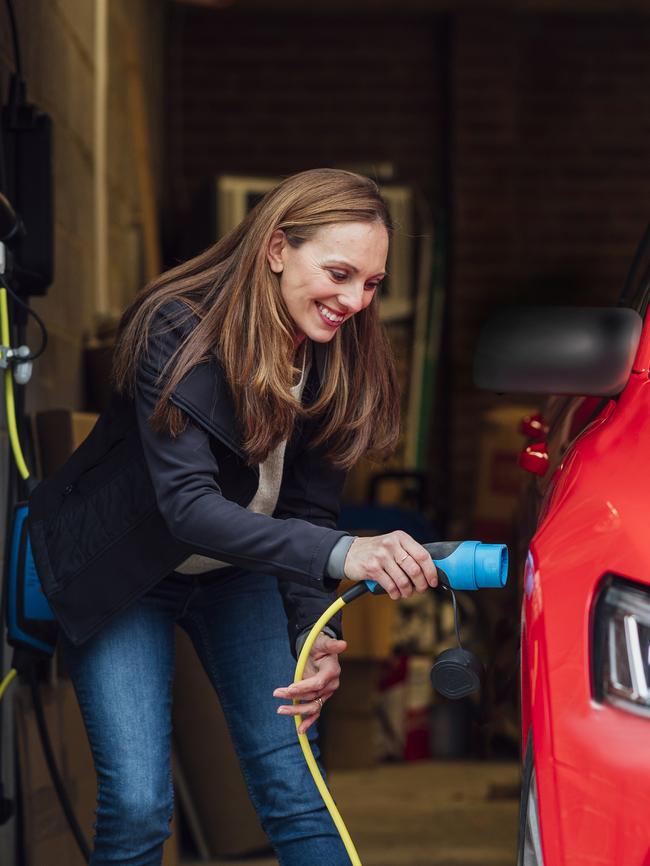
xmin=1 ymin=0 xmax=649 ymax=864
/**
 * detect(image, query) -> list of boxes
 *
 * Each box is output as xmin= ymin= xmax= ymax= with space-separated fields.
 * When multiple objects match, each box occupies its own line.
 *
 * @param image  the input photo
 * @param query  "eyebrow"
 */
xmin=325 ymin=260 xmax=388 ymax=278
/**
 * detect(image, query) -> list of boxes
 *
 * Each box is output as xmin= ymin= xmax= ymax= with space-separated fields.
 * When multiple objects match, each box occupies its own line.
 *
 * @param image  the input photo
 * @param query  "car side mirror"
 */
xmin=473 ymin=306 xmax=643 ymax=396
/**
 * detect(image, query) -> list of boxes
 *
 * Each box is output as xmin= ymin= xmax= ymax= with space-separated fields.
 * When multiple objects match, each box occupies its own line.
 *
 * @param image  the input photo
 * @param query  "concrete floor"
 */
xmin=185 ymin=760 xmax=521 ymax=866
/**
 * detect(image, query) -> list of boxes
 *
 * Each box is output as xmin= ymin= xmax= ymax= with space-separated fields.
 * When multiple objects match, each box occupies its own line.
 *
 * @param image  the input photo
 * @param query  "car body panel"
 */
xmin=521 ymin=369 xmax=650 ymax=865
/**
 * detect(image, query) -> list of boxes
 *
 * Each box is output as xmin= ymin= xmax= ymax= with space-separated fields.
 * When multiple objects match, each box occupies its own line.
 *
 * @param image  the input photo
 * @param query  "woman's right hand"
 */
xmin=343 ymin=531 xmax=438 ymax=600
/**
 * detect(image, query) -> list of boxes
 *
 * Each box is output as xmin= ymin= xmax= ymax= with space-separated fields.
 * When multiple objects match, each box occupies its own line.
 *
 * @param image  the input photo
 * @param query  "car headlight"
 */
xmin=593 ymin=578 xmax=650 ymax=716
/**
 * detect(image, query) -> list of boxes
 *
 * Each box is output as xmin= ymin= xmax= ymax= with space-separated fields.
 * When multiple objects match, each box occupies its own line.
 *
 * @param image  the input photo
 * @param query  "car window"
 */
xmin=618 ymin=223 xmax=650 ymax=318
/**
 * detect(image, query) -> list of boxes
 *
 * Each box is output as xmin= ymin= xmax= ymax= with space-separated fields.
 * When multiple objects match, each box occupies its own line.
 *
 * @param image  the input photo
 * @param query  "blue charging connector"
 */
xmin=363 ymin=540 xmax=508 ymax=594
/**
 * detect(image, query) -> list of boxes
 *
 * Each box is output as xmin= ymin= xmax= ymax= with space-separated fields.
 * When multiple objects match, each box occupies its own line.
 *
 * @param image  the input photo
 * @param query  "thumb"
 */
xmin=318 ymin=636 xmax=347 ymax=654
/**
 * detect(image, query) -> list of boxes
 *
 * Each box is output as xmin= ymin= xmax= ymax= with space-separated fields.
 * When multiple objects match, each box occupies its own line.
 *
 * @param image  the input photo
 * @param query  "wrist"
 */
xmin=295 ymin=625 xmax=337 ymax=658
xmin=326 ymin=535 xmax=357 ymax=580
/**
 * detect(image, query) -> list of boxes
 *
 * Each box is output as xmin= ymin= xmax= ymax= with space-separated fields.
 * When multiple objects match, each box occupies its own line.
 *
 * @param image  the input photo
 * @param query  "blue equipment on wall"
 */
xmin=7 ymin=501 xmax=57 ymax=657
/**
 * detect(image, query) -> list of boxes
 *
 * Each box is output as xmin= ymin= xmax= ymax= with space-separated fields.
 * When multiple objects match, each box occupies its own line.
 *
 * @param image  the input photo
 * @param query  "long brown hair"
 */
xmin=113 ymin=168 xmax=400 ymax=469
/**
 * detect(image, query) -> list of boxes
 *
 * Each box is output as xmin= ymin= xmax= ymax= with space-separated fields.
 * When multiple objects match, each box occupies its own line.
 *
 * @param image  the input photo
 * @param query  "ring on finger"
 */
xmin=398 ymin=552 xmax=409 ymax=564
xmin=315 ymin=696 xmax=323 ymax=712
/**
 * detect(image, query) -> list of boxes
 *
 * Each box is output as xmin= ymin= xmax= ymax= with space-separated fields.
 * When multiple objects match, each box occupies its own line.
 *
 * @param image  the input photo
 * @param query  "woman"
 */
xmin=29 ymin=168 xmax=438 ymax=865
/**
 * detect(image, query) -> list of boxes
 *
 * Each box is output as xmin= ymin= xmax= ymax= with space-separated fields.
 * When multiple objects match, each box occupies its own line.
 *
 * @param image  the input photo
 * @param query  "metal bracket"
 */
xmin=13 ymin=346 xmax=33 ymax=385
xmin=0 ymin=345 xmax=33 ymax=383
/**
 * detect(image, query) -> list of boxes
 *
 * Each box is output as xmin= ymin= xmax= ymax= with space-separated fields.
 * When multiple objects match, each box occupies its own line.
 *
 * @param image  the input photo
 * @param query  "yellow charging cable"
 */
xmin=1 ymin=287 xmax=30 ymax=481
xmin=293 ymin=593 xmax=363 ymax=866
xmin=0 ymin=286 xmax=31 ymax=703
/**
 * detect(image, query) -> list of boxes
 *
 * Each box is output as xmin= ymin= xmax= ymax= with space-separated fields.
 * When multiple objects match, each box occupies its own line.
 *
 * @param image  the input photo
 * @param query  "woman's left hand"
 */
xmin=273 ymin=633 xmax=347 ymax=734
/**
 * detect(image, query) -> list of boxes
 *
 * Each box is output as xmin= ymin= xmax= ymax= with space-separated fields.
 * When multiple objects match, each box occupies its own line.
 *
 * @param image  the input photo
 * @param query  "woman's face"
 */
xmin=267 ymin=221 xmax=389 ymax=345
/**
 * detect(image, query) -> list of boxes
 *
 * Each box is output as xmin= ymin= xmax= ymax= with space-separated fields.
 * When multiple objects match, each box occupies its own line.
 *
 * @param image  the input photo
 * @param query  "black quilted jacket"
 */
xmin=28 ymin=303 xmax=348 ymax=651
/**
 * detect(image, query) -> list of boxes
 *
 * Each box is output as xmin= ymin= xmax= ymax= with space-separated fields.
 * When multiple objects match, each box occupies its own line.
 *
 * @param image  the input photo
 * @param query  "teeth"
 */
xmin=317 ymin=302 xmax=343 ymax=323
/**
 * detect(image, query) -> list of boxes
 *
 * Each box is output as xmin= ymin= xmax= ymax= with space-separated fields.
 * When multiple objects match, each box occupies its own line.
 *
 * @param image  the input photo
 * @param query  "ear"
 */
xmin=267 ymin=229 xmax=286 ymax=274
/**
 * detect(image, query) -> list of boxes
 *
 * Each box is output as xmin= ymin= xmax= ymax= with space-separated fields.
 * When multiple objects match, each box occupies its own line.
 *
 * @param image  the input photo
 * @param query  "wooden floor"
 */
xmin=183 ymin=760 xmax=521 ymax=866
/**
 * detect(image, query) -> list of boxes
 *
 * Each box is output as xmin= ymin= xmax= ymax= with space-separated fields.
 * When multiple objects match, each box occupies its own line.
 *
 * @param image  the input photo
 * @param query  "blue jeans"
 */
xmin=60 ymin=568 xmax=349 ymax=865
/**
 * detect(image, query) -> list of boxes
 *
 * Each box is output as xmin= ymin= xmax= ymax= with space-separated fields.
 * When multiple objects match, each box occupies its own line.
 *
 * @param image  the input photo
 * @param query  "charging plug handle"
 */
xmin=363 ymin=540 xmax=508 ymax=594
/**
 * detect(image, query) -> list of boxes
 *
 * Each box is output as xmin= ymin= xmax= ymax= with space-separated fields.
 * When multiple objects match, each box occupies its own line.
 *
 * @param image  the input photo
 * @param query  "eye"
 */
xmin=329 ymin=270 xmax=348 ymax=282
xmin=365 ymin=280 xmax=383 ymax=292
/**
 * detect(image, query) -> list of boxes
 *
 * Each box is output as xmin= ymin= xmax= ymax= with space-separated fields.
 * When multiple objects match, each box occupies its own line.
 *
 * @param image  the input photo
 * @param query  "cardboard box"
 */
xmin=163 ymin=812 xmax=180 ymax=866
xmin=321 ymin=713 xmax=378 ymax=771
xmin=15 ymin=684 xmax=78 ymax=866
xmin=172 ymin=627 xmax=270 ymax=858
xmin=15 ymin=680 xmax=179 ymax=865
xmin=473 ymin=404 xmax=537 ymax=540
xmin=329 ymin=658 xmax=380 ymax=714
xmin=35 ymin=409 xmax=99 ymax=477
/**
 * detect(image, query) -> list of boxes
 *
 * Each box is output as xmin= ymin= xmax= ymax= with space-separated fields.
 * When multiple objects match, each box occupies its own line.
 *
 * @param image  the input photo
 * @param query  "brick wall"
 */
xmin=169 ymin=7 xmax=444 ymax=213
xmin=449 ymin=12 xmax=520 ymax=532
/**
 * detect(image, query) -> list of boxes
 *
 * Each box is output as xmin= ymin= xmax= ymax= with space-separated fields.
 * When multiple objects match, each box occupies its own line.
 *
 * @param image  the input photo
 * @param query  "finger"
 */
xmin=279 ymin=706 xmax=322 ymax=735
xmin=395 ymin=549 xmax=429 ymax=593
xmin=283 ymin=666 xmax=341 ymax=697
xmin=275 ymin=687 xmax=337 ymax=712
xmin=350 ymin=545 xmax=401 ymax=598
xmin=313 ymin=637 xmax=347 ymax=656
xmin=377 ymin=573 xmax=401 ymax=600
xmin=382 ymin=557 xmax=415 ymax=598
xmin=284 ymin=679 xmax=339 ymax=702
xmin=276 ymin=696 xmax=327 ymax=718
xmin=399 ymin=536 xmax=438 ymax=588
xmin=354 ymin=559 xmax=401 ymax=599
xmin=276 ymin=690 xmax=334 ymax=704
xmin=274 ymin=677 xmax=330 ymax=701
xmin=283 ymin=684 xmax=325 ymax=701
xmin=298 ymin=713 xmax=320 ymax=735
xmin=273 ymin=686 xmax=292 ymax=698
xmin=366 ymin=567 xmax=401 ymax=600
xmin=313 ymin=633 xmax=345 ymax=647
xmin=274 ymin=681 xmax=312 ymax=698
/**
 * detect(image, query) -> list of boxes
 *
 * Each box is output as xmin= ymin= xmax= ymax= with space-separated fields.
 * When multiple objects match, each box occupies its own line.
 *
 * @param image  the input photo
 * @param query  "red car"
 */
xmin=475 ymin=233 xmax=650 ymax=866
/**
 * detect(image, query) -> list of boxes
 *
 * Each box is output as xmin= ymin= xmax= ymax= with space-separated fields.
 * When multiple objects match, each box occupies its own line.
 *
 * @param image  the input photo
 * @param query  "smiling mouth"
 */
xmin=315 ymin=302 xmax=345 ymax=326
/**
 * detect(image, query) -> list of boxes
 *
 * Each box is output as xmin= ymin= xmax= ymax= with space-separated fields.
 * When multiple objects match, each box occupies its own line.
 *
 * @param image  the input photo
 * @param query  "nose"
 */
xmin=337 ymin=281 xmax=365 ymax=315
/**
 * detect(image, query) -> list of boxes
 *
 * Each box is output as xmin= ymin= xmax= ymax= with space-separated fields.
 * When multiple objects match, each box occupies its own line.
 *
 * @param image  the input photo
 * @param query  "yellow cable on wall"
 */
xmin=0 ymin=287 xmax=30 ymax=480
xmin=0 ymin=668 xmax=17 ymax=701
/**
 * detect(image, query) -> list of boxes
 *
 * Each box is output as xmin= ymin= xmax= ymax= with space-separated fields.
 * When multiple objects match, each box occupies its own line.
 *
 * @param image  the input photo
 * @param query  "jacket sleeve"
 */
xmin=134 ymin=304 xmax=348 ymax=589
xmin=273 ymin=424 xmax=351 ymax=654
